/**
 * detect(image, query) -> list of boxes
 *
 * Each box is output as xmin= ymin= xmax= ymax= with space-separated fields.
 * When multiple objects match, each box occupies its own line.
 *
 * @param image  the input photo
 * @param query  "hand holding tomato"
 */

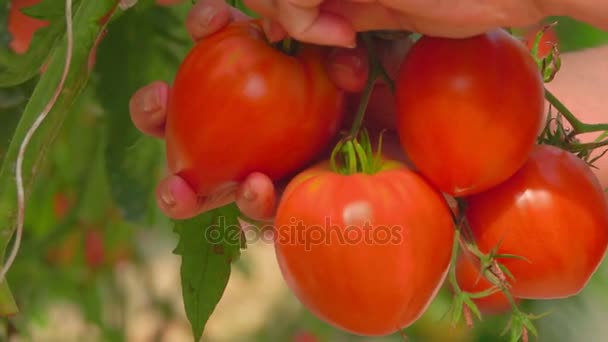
xmin=243 ymin=0 xmax=552 ymax=47
xmin=243 ymin=0 xmax=608 ymax=48
xmin=129 ymin=0 xmax=384 ymax=220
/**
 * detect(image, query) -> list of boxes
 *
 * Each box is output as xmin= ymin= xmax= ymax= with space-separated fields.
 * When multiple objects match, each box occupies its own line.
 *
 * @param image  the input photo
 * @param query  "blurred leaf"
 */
xmin=20 ymin=0 xmax=80 ymax=20
xmin=95 ymin=4 xmax=189 ymax=222
xmin=0 ymin=0 xmax=117 ymax=313
xmin=0 ymin=0 xmax=70 ymax=87
xmin=173 ymin=204 xmax=243 ymax=341
xmin=549 ymin=16 xmax=608 ymax=52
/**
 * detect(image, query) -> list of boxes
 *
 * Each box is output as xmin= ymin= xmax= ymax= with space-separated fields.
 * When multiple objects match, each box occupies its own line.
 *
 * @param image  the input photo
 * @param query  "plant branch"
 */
xmin=545 ymin=88 xmax=608 ymax=134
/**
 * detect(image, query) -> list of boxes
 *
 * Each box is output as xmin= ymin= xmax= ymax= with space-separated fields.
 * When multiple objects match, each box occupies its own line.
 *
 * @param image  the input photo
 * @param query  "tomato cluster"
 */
xmin=166 ymin=21 xmax=608 ymax=338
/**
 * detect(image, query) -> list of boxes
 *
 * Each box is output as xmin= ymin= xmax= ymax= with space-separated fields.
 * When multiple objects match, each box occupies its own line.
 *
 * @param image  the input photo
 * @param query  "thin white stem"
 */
xmin=0 ymin=0 xmax=74 ymax=283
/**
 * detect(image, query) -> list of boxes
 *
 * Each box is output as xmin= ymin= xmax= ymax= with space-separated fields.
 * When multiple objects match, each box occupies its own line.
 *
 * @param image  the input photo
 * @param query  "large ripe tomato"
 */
xmin=465 ymin=144 xmax=608 ymax=299
xmin=273 ymin=160 xmax=454 ymax=336
xmin=395 ymin=29 xmax=545 ymax=197
xmin=455 ymin=254 xmax=514 ymax=315
xmin=165 ymin=20 xmax=345 ymax=196
xmin=7 ymin=0 xmax=49 ymax=54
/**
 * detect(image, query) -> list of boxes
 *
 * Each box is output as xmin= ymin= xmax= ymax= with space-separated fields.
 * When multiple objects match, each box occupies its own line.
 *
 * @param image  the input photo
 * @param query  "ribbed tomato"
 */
xmin=395 ymin=29 xmax=545 ymax=197
xmin=465 ymin=145 xmax=608 ymax=299
xmin=165 ymin=20 xmax=345 ymax=196
xmin=274 ymin=160 xmax=454 ymax=336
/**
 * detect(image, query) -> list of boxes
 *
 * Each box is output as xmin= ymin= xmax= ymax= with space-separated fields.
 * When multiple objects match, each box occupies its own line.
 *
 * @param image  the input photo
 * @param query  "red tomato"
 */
xmin=7 ymin=0 xmax=49 ymax=54
xmin=455 ymin=254 xmax=514 ymax=315
xmin=165 ymin=20 xmax=345 ymax=196
xmin=465 ymin=145 xmax=608 ymax=299
xmin=395 ymin=29 xmax=545 ymax=197
xmin=52 ymin=192 xmax=71 ymax=220
xmin=85 ymin=229 xmax=105 ymax=270
xmin=274 ymin=160 xmax=454 ymax=336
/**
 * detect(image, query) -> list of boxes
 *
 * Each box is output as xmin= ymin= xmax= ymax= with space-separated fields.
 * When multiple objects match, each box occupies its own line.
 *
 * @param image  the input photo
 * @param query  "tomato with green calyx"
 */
xmin=455 ymin=254 xmax=515 ymax=315
xmin=165 ymin=20 xmax=345 ymax=196
xmin=273 ymin=158 xmax=454 ymax=336
xmin=395 ymin=29 xmax=544 ymax=197
xmin=465 ymin=144 xmax=608 ymax=299
xmin=7 ymin=0 xmax=49 ymax=54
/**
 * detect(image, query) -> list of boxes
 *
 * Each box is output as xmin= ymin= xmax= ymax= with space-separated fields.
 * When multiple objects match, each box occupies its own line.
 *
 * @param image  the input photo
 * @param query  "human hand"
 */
xmin=130 ymin=0 xmax=397 ymax=221
xmin=243 ymin=0 xmax=551 ymax=47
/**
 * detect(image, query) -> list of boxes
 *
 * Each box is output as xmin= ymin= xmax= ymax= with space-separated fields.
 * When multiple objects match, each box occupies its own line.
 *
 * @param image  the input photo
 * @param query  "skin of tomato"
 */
xmin=165 ymin=21 xmax=345 ymax=196
xmin=465 ymin=144 xmax=608 ymax=299
xmin=454 ymin=254 xmax=514 ymax=315
xmin=395 ymin=29 xmax=545 ymax=197
xmin=8 ymin=0 xmax=49 ymax=54
xmin=273 ymin=160 xmax=455 ymax=336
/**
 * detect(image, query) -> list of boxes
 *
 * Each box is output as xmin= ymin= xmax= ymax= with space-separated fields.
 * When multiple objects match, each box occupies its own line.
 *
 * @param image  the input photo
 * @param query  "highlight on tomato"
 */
xmin=165 ymin=20 xmax=345 ymax=196
xmin=465 ymin=144 xmax=608 ymax=299
xmin=273 ymin=156 xmax=455 ymax=336
xmin=395 ymin=29 xmax=545 ymax=197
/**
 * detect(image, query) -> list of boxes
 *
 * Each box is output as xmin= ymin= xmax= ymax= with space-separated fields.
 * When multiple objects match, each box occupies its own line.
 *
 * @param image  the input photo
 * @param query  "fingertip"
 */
xmin=130 ymin=81 xmax=169 ymax=138
xmin=290 ymin=12 xmax=356 ymax=48
xmin=262 ymin=18 xmax=287 ymax=43
xmin=186 ymin=0 xmax=232 ymax=40
xmin=156 ymin=175 xmax=202 ymax=220
xmin=327 ymin=46 xmax=368 ymax=92
xmin=236 ymin=172 xmax=277 ymax=221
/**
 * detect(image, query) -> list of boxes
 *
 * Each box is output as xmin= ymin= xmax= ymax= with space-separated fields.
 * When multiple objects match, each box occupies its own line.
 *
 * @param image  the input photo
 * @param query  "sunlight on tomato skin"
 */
xmin=165 ymin=21 xmax=345 ymax=196
xmin=465 ymin=145 xmax=608 ymax=299
xmin=395 ymin=29 xmax=545 ymax=197
xmin=455 ymin=254 xmax=516 ymax=315
xmin=274 ymin=160 xmax=454 ymax=336
xmin=7 ymin=0 xmax=49 ymax=54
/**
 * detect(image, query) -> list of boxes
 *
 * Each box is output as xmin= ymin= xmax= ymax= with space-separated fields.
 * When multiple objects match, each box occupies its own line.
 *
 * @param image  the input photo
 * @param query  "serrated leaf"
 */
xmin=173 ymin=204 xmax=243 ymax=341
xmin=95 ymin=5 xmax=190 ymax=222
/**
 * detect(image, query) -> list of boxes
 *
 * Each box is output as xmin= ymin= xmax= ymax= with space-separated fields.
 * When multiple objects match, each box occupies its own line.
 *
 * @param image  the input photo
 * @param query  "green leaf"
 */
xmin=0 ymin=0 xmax=118 ymax=314
xmin=20 ymin=0 xmax=78 ymax=20
xmin=95 ymin=5 xmax=190 ymax=222
xmin=549 ymin=16 xmax=608 ymax=52
xmin=173 ymin=204 xmax=243 ymax=341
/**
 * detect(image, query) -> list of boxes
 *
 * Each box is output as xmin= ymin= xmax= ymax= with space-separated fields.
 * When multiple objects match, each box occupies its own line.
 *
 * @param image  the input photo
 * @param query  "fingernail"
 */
xmin=200 ymin=6 xmax=217 ymax=28
xmin=142 ymin=87 xmax=161 ymax=113
xmin=160 ymin=184 xmax=176 ymax=208
xmin=242 ymin=186 xmax=256 ymax=202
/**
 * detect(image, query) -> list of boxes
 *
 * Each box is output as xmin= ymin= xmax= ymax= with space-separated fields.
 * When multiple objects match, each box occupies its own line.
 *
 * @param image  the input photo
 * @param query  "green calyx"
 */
xmin=329 ymin=33 xmax=395 ymax=176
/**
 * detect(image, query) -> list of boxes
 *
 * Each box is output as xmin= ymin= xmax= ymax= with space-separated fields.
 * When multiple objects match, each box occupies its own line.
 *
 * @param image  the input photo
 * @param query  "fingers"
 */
xmin=236 ymin=172 xmax=278 ymax=221
xmin=326 ymin=46 xmax=368 ymax=92
xmin=156 ymin=175 xmax=206 ymax=220
xmin=186 ymin=0 xmax=250 ymax=41
xmin=244 ymin=0 xmax=356 ymax=47
xmin=156 ymin=175 xmax=238 ymax=220
xmin=129 ymin=81 xmax=169 ymax=139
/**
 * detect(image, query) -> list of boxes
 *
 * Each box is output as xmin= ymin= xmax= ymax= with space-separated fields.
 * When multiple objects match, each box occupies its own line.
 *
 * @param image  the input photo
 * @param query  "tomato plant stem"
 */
xmin=545 ymin=89 xmax=608 ymax=134
xmin=348 ymin=33 xmax=383 ymax=137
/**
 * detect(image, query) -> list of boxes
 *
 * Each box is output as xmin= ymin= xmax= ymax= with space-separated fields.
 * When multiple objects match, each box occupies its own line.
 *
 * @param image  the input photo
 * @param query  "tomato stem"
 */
xmin=545 ymin=89 xmax=608 ymax=134
xmin=329 ymin=34 xmax=394 ymax=175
